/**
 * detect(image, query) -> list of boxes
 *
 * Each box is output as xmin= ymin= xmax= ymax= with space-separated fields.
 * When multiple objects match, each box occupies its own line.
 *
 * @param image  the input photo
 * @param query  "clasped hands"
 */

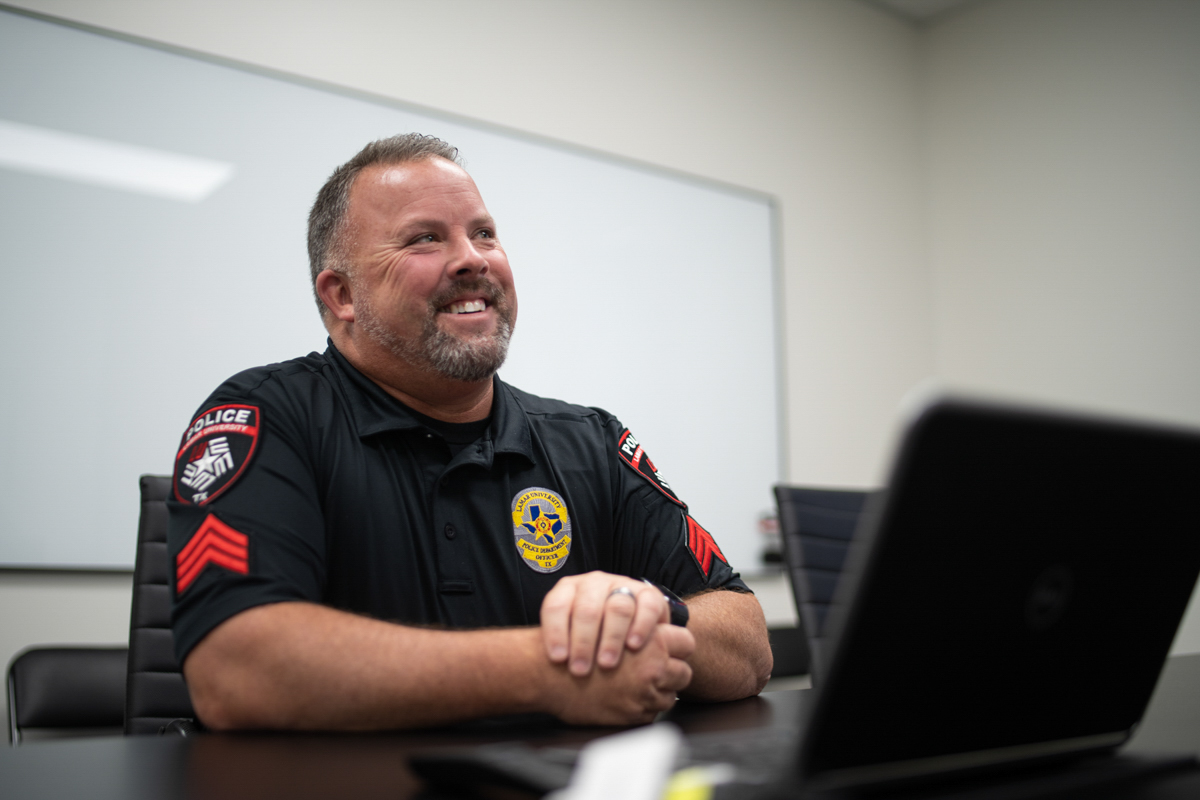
xmin=538 ymin=571 xmax=695 ymax=724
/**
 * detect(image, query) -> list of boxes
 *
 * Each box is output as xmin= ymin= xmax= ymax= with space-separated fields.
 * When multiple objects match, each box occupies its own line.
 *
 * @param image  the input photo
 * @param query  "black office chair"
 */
xmin=773 ymin=485 xmax=874 ymax=681
xmin=7 ymin=646 xmax=127 ymax=744
xmin=125 ymin=474 xmax=198 ymax=735
xmin=766 ymin=625 xmax=810 ymax=678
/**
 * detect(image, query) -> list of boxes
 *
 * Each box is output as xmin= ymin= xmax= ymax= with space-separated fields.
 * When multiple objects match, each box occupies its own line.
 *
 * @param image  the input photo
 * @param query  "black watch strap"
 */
xmin=643 ymin=579 xmax=689 ymax=627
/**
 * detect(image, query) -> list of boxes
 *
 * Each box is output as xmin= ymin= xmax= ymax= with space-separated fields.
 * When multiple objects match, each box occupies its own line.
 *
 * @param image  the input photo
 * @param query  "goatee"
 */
xmin=357 ymin=278 xmax=515 ymax=383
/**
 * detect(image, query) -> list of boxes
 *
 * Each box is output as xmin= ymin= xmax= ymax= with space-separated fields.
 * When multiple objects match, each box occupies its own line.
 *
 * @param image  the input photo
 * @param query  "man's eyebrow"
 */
xmin=395 ymin=215 xmax=496 ymax=233
xmin=395 ymin=218 xmax=446 ymax=233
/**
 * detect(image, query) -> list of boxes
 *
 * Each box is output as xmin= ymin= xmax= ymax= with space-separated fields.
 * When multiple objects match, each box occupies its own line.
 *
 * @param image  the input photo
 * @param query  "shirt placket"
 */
xmin=430 ymin=446 xmax=487 ymax=626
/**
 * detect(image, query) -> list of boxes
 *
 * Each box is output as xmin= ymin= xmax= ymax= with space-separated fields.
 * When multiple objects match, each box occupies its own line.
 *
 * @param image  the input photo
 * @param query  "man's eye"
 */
xmin=411 ymin=234 xmax=436 ymax=244
xmin=477 ymin=229 xmax=495 ymax=239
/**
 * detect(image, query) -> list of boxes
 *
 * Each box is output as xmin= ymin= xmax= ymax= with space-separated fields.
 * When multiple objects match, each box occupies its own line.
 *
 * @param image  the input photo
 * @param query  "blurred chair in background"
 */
xmin=125 ymin=474 xmax=197 ymax=735
xmin=773 ymin=485 xmax=873 ymax=681
xmin=766 ymin=625 xmax=810 ymax=680
xmin=7 ymin=646 xmax=127 ymax=744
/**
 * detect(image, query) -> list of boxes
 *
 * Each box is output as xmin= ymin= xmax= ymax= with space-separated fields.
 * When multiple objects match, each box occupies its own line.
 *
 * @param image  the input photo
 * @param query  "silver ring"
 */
xmin=608 ymin=586 xmax=636 ymax=600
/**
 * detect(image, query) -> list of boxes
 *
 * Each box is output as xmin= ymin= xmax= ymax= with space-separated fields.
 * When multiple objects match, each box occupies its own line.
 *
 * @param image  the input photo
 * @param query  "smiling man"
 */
xmin=168 ymin=134 xmax=772 ymax=731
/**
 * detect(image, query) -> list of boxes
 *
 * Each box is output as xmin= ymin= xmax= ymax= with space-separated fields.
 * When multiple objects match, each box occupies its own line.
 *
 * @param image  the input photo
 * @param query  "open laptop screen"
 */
xmin=798 ymin=398 xmax=1200 ymax=787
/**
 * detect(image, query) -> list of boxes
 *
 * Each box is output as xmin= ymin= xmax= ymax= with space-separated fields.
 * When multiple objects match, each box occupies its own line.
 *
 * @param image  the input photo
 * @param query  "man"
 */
xmin=169 ymin=134 xmax=772 ymax=731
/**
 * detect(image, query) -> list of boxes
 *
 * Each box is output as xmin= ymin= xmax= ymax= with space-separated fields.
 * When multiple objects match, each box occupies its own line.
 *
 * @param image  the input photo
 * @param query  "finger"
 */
xmin=659 ymin=657 xmax=694 ymax=694
xmin=625 ymin=585 xmax=668 ymax=650
xmin=644 ymin=676 xmax=683 ymax=714
xmin=656 ymin=624 xmax=697 ymax=661
xmin=641 ymin=690 xmax=678 ymax=717
xmin=567 ymin=581 xmax=610 ymax=676
xmin=540 ymin=578 xmax=579 ymax=663
xmin=596 ymin=590 xmax=638 ymax=669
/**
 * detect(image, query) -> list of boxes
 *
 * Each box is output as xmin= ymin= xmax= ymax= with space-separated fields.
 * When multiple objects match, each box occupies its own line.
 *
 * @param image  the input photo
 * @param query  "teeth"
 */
xmin=444 ymin=299 xmax=486 ymax=314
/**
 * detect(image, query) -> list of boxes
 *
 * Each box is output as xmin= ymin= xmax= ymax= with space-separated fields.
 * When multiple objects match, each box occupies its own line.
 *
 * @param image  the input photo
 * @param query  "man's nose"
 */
xmin=446 ymin=234 xmax=489 ymax=278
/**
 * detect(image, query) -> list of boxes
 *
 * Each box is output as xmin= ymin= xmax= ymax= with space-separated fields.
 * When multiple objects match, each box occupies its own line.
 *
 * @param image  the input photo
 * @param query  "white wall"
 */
xmin=924 ymin=0 xmax=1200 ymax=429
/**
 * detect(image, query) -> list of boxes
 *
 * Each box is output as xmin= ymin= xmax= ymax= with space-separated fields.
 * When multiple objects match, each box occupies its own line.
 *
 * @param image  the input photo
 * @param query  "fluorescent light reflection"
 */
xmin=0 ymin=119 xmax=234 ymax=202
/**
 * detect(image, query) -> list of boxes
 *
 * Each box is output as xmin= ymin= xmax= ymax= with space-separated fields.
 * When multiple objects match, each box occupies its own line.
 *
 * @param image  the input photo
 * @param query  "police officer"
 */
xmin=173 ymin=134 xmax=773 ymax=730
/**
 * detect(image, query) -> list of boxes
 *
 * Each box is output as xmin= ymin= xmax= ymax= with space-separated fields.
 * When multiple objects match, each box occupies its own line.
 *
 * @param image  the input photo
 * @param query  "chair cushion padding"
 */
xmin=773 ymin=485 xmax=873 ymax=679
xmin=8 ymin=647 xmax=127 ymax=731
xmin=125 ymin=474 xmax=197 ymax=734
xmin=767 ymin=626 xmax=810 ymax=678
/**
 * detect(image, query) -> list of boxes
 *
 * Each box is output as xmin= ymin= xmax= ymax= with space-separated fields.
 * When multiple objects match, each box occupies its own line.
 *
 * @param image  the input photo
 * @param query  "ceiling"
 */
xmin=867 ymin=0 xmax=979 ymax=23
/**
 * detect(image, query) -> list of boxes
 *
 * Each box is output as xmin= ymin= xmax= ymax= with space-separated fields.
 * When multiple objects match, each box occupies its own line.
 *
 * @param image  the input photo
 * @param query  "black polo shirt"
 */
xmin=168 ymin=342 xmax=747 ymax=663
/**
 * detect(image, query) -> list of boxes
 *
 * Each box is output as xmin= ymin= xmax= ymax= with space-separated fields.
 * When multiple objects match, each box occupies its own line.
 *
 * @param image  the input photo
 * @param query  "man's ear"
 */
xmin=315 ymin=269 xmax=356 ymax=323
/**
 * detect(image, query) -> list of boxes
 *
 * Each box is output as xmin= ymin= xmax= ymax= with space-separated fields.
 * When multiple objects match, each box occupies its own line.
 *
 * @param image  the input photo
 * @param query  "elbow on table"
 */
xmin=184 ymin=658 xmax=274 ymax=731
xmin=751 ymin=644 xmax=774 ymax=695
xmin=728 ymin=637 xmax=773 ymax=699
xmin=181 ymin=610 xmax=294 ymax=731
xmin=735 ymin=617 xmax=776 ymax=698
xmin=684 ymin=636 xmax=774 ymax=702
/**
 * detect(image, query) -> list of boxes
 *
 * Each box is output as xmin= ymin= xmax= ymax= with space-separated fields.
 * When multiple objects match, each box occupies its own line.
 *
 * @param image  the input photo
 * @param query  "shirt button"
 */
xmin=444 ymin=523 xmax=457 ymax=540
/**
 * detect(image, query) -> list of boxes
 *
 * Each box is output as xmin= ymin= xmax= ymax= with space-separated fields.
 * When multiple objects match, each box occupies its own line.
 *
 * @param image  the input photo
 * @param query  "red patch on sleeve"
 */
xmin=176 ymin=513 xmax=249 ymax=594
xmin=686 ymin=515 xmax=727 ymax=579
xmin=617 ymin=428 xmax=686 ymax=508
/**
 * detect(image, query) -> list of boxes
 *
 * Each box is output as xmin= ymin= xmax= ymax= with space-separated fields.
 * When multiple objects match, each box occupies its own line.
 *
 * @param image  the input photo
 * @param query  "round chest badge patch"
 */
xmin=511 ymin=487 xmax=572 ymax=573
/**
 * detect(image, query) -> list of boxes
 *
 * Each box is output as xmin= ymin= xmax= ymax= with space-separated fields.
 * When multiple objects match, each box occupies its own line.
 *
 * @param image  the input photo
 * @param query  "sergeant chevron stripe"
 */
xmin=686 ymin=515 xmax=727 ymax=579
xmin=176 ymin=513 xmax=249 ymax=593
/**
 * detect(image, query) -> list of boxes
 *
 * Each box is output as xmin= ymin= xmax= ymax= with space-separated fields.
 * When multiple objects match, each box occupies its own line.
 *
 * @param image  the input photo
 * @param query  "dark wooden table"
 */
xmin=4 ymin=655 xmax=1200 ymax=800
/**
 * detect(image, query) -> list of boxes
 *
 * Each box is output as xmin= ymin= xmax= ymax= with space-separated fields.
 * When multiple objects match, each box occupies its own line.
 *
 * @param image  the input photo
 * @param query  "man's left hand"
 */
xmin=540 ymin=571 xmax=670 ymax=676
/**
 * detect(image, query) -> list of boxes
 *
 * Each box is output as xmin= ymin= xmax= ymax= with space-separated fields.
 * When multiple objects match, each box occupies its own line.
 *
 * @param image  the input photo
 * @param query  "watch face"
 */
xmin=644 ymin=580 xmax=689 ymax=626
xmin=668 ymin=599 xmax=690 ymax=627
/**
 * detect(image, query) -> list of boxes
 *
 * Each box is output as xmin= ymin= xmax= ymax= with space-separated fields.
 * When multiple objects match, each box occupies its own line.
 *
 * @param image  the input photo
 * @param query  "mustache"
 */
xmin=427 ymin=277 xmax=508 ymax=311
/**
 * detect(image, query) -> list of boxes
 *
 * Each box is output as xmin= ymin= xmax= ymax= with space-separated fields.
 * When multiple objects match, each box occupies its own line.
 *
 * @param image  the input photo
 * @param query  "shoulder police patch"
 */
xmin=173 ymin=404 xmax=261 ymax=505
xmin=511 ymin=487 xmax=572 ymax=573
xmin=617 ymin=428 xmax=686 ymax=508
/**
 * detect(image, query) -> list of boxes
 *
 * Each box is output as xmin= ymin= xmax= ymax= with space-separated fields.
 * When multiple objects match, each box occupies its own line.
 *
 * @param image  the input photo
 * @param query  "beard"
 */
xmin=356 ymin=277 xmax=515 ymax=383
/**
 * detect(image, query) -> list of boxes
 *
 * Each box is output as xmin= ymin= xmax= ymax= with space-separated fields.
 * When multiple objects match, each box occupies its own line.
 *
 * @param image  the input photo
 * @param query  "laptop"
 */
xmin=412 ymin=395 xmax=1200 ymax=796
xmin=780 ymin=394 xmax=1200 ymax=793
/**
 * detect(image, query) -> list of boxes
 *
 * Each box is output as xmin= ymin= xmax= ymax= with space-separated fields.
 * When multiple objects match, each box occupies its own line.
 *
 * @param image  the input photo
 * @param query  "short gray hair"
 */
xmin=307 ymin=133 xmax=462 ymax=317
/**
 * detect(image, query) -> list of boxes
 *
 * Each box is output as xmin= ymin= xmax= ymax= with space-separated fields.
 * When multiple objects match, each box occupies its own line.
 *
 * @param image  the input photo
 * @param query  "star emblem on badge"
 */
xmin=523 ymin=505 xmax=562 ymax=543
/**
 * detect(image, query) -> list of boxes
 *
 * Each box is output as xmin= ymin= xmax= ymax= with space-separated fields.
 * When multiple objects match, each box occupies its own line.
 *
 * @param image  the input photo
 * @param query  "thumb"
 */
xmin=657 ymin=624 xmax=696 ymax=660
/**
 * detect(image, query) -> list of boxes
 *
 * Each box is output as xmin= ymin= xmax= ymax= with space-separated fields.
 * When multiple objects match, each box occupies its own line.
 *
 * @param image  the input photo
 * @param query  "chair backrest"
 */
xmin=7 ymin=646 xmax=127 ymax=744
xmin=766 ymin=625 xmax=810 ymax=678
xmin=125 ymin=474 xmax=196 ymax=734
xmin=773 ymin=485 xmax=873 ymax=680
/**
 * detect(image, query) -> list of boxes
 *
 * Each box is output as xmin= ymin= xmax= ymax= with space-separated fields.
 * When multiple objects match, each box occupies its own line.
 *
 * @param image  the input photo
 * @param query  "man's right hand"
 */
xmin=546 ymin=622 xmax=695 ymax=726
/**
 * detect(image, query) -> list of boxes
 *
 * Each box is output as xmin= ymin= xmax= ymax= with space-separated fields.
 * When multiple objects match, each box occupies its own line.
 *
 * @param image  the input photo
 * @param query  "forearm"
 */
xmin=184 ymin=601 xmax=552 ymax=731
xmin=679 ymin=590 xmax=773 ymax=701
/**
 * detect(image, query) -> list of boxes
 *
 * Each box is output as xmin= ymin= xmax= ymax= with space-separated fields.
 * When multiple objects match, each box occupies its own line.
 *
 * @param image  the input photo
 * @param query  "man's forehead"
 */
xmin=365 ymin=157 xmax=472 ymax=192
xmin=351 ymin=158 xmax=486 ymax=219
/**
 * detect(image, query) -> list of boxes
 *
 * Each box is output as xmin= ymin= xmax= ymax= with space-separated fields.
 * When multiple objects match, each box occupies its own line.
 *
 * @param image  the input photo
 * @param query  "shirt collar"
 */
xmin=325 ymin=340 xmax=533 ymax=461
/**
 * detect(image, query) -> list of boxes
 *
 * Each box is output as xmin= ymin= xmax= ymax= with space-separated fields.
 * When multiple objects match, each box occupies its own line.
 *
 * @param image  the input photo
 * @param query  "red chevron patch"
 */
xmin=686 ymin=515 xmax=727 ymax=579
xmin=176 ymin=513 xmax=249 ymax=594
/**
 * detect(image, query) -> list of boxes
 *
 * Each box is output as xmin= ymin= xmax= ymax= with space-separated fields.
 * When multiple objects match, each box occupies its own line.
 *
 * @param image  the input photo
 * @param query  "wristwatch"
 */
xmin=643 ymin=579 xmax=689 ymax=627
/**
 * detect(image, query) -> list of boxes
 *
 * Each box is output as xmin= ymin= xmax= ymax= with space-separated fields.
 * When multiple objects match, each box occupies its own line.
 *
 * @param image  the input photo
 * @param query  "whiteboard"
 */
xmin=0 ymin=7 xmax=780 ymax=572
